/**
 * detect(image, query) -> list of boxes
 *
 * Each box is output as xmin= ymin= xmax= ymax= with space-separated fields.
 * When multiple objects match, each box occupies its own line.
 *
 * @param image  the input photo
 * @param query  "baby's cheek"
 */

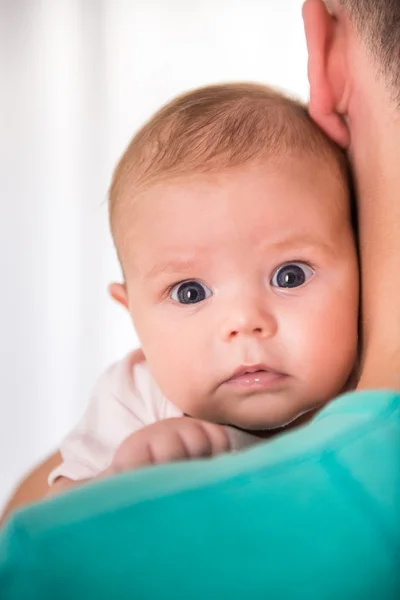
xmin=282 ymin=306 xmax=357 ymax=391
xmin=141 ymin=339 xmax=205 ymax=412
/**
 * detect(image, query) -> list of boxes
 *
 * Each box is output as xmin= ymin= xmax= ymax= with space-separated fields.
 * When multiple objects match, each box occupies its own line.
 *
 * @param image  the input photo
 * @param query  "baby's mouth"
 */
xmin=224 ymin=364 xmax=287 ymax=391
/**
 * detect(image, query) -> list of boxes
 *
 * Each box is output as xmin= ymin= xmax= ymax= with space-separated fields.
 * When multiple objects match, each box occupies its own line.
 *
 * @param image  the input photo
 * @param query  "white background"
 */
xmin=0 ymin=0 xmax=307 ymax=510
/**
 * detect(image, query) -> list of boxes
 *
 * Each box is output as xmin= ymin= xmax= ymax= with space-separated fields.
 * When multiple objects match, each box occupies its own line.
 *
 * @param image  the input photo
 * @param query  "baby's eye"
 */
xmin=271 ymin=262 xmax=314 ymax=289
xmin=170 ymin=280 xmax=212 ymax=304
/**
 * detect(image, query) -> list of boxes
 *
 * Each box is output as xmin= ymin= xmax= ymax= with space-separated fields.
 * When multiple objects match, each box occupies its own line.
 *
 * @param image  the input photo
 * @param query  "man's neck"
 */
xmin=350 ymin=105 xmax=400 ymax=390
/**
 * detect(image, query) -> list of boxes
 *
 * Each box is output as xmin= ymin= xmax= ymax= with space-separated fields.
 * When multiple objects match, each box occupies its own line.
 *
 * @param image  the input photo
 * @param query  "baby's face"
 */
xmin=119 ymin=157 xmax=359 ymax=430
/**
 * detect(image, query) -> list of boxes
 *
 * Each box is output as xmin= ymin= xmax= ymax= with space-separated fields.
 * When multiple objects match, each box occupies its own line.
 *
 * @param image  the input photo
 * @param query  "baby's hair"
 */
xmin=109 ymin=82 xmax=349 ymax=250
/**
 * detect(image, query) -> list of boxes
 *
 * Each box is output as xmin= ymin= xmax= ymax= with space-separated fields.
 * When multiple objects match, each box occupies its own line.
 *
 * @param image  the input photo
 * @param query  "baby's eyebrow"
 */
xmin=267 ymin=233 xmax=338 ymax=255
xmin=145 ymin=254 xmax=202 ymax=279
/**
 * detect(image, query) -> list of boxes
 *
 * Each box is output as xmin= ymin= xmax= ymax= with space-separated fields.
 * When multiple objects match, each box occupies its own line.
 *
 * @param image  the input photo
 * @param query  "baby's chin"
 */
xmin=237 ymin=407 xmax=321 ymax=437
xmin=219 ymin=392 xmax=325 ymax=432
xmin=175 ymin=384 xmax=327 ymax=433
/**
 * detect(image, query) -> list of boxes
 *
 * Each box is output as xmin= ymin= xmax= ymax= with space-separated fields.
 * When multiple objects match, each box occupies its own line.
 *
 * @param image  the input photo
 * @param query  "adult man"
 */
xmin=303 ymin=0 xmax=400 ymax=391
xmin=0 ymin=1 xmax=399 ymax=597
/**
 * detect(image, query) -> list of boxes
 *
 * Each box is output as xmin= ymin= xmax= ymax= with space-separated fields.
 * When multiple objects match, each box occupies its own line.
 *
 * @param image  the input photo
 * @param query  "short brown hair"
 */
xmin=339 ymin=0 xmax=400 ymax=96
xmin=109 ymin=83 xmax=347 ymax=248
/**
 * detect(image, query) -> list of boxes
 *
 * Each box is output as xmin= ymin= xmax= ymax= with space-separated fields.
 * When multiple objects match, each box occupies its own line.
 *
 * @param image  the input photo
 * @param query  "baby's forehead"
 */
xmin=120 ymin=151 xmax=349 ymax=211
xmin=114 ymin=156 xmax=352 ymax=268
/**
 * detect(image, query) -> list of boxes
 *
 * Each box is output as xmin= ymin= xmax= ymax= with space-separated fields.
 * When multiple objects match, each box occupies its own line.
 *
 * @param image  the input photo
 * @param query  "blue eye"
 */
xmin=170 ymin=280 xmax=212 ymax=304
xmin=271 ymin=262 xmax=314 ymax=289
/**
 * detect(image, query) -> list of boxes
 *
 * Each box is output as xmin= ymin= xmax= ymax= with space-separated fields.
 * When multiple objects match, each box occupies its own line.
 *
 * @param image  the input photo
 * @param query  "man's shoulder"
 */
xmin=10 ymin=389 xmax=400 ymax=531
xmin=2 ymin=390 xmax=399 ymax=599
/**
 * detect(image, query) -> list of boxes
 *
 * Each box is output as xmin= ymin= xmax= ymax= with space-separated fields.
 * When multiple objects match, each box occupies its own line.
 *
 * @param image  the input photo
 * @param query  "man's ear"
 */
xmin=108 ymin=282 xmax=129 ymax=310
xmin=302 ymin=0 xmax=350 ymax=148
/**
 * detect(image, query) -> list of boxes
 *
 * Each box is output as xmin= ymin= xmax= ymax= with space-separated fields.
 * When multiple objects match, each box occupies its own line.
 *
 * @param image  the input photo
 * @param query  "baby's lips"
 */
xmin=224 ymin=369 xmax=287 ymax=391
xmin=226 ymin=362 xmax=285 ymax=381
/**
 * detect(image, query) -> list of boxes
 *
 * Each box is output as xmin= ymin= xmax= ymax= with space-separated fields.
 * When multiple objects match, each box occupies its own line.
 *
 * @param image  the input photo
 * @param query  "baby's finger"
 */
xmin=188 ymin=419 xmax=232 ymax=456
xmin=110 ymin=433 xmax=158 ymax=472
xmin=172 ymin=420 xmax=215 ymax=458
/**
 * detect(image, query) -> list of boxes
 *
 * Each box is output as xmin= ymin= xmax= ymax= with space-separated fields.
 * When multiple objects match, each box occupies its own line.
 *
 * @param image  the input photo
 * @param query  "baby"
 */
xmin=50 ymin=83 xmax=359 ymax=492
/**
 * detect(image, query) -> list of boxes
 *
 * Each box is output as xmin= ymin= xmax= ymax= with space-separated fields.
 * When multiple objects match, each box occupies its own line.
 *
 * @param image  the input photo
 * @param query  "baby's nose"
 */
xmin=220 ymin=303 xmax=277 ymax=342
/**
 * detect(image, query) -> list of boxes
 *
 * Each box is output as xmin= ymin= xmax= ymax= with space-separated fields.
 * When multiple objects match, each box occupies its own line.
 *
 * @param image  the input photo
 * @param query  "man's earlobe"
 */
xmin=108 ymin=283 xmax=129 ymax=309
xmin=302 ymin=0 xmax=350 ymax=147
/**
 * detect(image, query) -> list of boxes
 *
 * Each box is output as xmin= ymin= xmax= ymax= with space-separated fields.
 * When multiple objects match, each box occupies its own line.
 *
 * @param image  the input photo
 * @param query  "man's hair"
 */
xmin=109 ymin=82 xmax=347 ymax=247
xmin=339 ymin=0 xmax=400 ymax=96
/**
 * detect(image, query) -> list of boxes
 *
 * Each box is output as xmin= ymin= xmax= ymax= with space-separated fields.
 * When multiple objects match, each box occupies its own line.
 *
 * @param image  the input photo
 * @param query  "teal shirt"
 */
xmin=1 ymin=390 xmax=399 ymax=599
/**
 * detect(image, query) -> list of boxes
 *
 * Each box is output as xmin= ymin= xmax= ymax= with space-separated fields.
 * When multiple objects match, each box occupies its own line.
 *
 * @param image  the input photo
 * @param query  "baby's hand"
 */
xmin=107 ymin=417 xmax=231 ymax=474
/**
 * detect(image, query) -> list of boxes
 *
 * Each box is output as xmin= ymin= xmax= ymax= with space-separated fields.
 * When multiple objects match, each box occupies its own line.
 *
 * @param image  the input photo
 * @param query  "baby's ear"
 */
xmin=302 ymin=0 xmax=350 ymax=148
xmin=108 ymin=283 xmax=129 ymax=309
